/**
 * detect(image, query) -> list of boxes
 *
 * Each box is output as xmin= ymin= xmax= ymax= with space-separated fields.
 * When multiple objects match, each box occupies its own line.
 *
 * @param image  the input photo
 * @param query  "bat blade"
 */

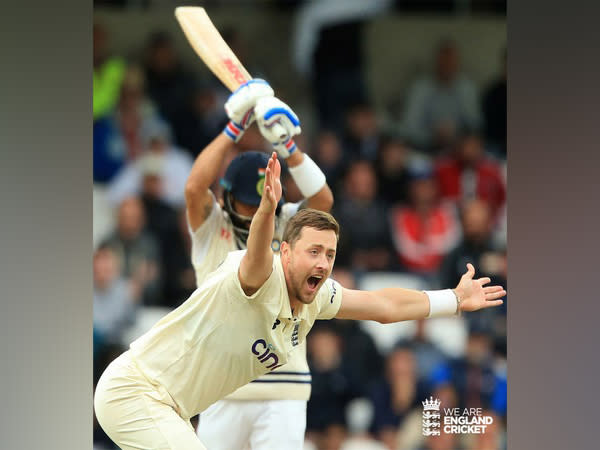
xmin=175 ymin=6 xmax=251 ymax=91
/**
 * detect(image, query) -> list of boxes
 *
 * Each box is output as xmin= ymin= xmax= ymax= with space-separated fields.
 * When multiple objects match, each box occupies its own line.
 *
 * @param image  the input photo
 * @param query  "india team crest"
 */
xmin=271 ymin=239 xmax=281 ymax=252
xmin=256 ymin=168 xmax=266 ymax=196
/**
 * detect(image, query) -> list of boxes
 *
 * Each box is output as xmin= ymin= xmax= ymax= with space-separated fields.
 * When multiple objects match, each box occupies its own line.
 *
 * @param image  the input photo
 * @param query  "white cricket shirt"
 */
xmin=129 ymin=250 xmax=343 ymax=419
xmin=189 ymin=192 xmax=312 ymax=401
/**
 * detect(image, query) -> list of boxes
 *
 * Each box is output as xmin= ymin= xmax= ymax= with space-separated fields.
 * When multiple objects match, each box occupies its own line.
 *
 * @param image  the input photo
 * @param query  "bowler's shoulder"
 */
xmin=317 ymin=278 xmax=342 ymax=306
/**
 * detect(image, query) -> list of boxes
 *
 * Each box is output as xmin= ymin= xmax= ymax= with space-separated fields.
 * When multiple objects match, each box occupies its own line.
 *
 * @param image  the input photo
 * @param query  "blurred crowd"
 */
xmin=93 ymin=4 xmax=506 ymax=449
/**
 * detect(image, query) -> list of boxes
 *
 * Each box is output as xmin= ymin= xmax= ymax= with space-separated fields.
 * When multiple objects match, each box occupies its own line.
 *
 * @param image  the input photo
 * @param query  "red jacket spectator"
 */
xmin=435 ymin=132 xmax=506 ymax=219
xmin=389 ymin=159 xmax=461 ymax=274
xmin=390 ymin=201 xmax=461 ymax=273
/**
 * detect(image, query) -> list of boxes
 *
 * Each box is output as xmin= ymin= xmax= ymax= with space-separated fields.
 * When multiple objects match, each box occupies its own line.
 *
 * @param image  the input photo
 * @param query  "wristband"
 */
xmin=288 ymin=154 xmax=326 ymax=198
xmin=282 ymin=138 xmax=297 ymax=156
xmin=424 ymin=289 xmax=459 ymax=318
xmin=223 ymin=120 xmax=244 ymax=143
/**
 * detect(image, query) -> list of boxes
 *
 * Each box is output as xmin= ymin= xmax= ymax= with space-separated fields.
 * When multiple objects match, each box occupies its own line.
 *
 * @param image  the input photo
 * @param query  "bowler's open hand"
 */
xmin=259 ymin=152 xmax=282 ymax=215
xmin=455 ymin=263 xmax=506 ymax=312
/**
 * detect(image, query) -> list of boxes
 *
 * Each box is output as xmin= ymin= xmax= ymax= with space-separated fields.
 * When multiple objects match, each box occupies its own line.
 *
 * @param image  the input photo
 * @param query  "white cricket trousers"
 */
xmin=94 ymin=351 xmax=206 ymax=450
xmin=197 ymin=398 xmax=307 ymax=450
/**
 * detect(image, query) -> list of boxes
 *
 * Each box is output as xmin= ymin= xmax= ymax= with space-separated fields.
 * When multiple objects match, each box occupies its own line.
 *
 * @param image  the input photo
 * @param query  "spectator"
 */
xmin=171 ymin=79 xmax=228 ymax=158
xmin=400 ymin=39 xmax=482 ymax=153
xmin=101 ymin=196 xmax=162 ymax=306
xmin=106 ymin=118 xmax=194 ymax=208
xmin=333 ymin=160 xmax=395 ymax=271
xmin=306 ymin=322 xmax=362 ymax=437
xmin=341 ymin=435 xmax=387 ymax=450
xmin=396 ymin=319 xmax=447 ymax=385
xmin=94 ymin=65 xmax=161 ymax=183
xmin=135 ymin=163 xmax=196 ymax=307
xmin=93 ymin=244 xmax=140 ymax=352
xmin=293 ymin=0 xmax=392 ymax=131
xmin=143 ymin=31 xmax=196 ymax=127
xmin=331 ymin=268 xmax=384 ymax=389
xmin=368 ymin=345 xmax=428 ymax=449
xmin=435 ymin=129 xmax=506 ymax=225
xmin=482 ymin=47 xmax=507 ymax=159
xmin=389 ymin=159 xmax=461 ymax=279
xmin=466 ymin=410 xmax=505 ymax=450
xmin=419 ymin=431 xmax=466 ymax=450
xmin=93 ymin=22 xmax=126 ymax=122
xmin=439 ymin=198 xmax=507 ymax=336
xmin=314 ymin=424 xmax=348 ymax=450
xmin=160 ymin=208 xmax=196 ymax=308
xmin=429 ymin=330 xmax=506 ymax=416
xmin=138 ymin=160 xmax=178 ymax=245
xmin=374 ymin=135 xmax=412 ymax=206
xmin=342 ymin=100 xmax=382 ymax=161
xmin=311 ymin=130 xmax=348 ymax=199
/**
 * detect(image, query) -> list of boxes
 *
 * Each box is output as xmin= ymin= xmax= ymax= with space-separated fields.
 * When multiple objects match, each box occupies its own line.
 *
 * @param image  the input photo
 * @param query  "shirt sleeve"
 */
xmin=188 ymin=191 xmax=224 ymax=268
xmin=220 ymin=251 xmax=280 ymax=303
xmin=316 ymin=278 xmax=343 ymax=319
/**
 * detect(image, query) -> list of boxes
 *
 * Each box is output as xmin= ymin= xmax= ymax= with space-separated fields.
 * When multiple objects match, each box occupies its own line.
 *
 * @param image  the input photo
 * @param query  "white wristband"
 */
xmin=424 ymin=289 xmax=459 ymax=318
xmin=288 ymin=154 xmax=326 ymax=199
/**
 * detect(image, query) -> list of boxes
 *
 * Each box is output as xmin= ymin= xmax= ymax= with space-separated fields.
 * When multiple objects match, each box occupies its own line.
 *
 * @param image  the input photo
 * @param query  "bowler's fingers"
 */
xmin=265 ymin=156 xmax=280 ymax=205
xmin=274 ymin=156 xmax=281 ymax=180
xmin=481 ymin=299 xmax=504 ymax=309
xmin=476 ymin=277 xmax=492 ymax=286
xmin=265 ymin=164 xmax=272 ymax=192
xmin=484 ymin=289 xmax=506 ymax=301
xmin=483 ymin=286 xmax=504 ymax=294
xmin=462 ymin=263 xmax=476 ymax=280
xmin=265 ymin=166 xmax=275 ymax=203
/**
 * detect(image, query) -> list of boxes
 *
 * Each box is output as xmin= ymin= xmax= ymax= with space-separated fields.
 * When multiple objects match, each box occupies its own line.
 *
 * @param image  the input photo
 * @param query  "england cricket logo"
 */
xmin=421 ymin=396 xmax=494 ymax=436
xmin=422 ymin=397 xmax=441 ymax=436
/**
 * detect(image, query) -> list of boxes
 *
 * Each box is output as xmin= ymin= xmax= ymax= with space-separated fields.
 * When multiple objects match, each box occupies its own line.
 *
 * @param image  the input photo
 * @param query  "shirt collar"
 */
xmin=276 ymin=256 xmax=309 ymax=322
xmin=279 ymin=300 xmax=308 ymax=322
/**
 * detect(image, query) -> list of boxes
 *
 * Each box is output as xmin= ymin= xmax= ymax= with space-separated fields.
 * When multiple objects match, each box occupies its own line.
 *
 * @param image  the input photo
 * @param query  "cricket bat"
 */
xmin=175 ymin=6 xmax=252 ymax=92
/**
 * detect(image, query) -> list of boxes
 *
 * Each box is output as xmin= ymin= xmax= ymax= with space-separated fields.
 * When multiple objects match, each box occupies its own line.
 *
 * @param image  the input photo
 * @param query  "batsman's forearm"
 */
xmin=185 ymin=134 xmax=234 ymax=194
xmin=374 ymin=288 xmax=431 ymax=323
xmin=285 ymin=150 xmax=304 ymax=168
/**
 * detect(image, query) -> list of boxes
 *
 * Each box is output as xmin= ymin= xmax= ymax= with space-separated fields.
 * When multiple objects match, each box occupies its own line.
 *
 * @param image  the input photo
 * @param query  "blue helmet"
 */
xmin=220 ymin=151 xmax=285 ymax=245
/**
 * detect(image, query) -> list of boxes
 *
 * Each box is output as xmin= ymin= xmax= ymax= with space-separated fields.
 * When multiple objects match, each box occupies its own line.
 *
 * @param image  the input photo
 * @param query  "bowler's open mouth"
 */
xmin=307 ymin=275 xmax=323 ymax=290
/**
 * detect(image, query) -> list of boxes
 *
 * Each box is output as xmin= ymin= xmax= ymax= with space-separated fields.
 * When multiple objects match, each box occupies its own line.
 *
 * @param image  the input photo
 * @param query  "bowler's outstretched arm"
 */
xmin=238 ymin=153 xmax=282 ymax=295
xmin=336 ymin=263 xmax=505 ymax=323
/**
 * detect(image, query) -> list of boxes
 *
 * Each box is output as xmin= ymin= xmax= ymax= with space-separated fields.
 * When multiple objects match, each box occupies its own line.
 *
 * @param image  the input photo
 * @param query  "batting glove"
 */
xmin=254 ymin=97 xmax=302 ymax=159
xmin=223 ymin=79 xmax=274 ymax=143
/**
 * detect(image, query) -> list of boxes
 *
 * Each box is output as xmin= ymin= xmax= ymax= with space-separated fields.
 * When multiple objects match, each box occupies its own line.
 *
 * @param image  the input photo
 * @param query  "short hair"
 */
xmin=282 ymin=209 xmax=340 ymax=248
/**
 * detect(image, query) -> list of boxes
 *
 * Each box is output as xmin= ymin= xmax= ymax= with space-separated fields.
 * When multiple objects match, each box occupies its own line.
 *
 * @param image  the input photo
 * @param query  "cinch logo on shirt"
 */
xmin=251 ymin=339 xmax=283 ymax=370
xmin=329 ymin=280 xmax=337 ymax=304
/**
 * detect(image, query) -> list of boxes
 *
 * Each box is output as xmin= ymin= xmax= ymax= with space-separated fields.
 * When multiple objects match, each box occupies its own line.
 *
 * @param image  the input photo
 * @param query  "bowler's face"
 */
xmin=284 ymin=227 xmax=337 ymax=305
